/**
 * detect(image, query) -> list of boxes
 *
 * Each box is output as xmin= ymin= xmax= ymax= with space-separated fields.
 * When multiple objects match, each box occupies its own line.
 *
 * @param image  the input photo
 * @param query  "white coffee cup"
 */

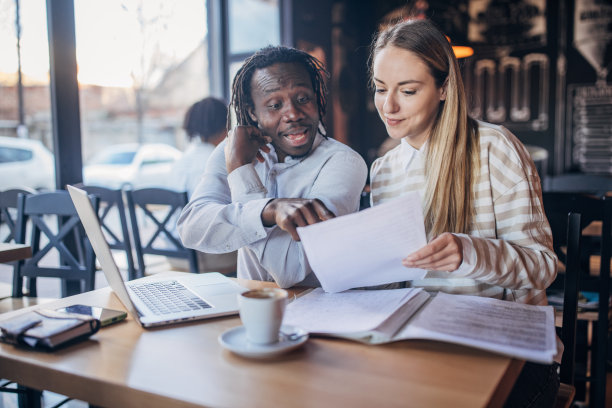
xmin=238 ymin=288 xmax=288 ymax=345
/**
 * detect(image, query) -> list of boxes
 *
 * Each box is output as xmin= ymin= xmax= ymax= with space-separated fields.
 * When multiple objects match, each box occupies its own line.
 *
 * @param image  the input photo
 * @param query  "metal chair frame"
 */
xmin=125 ymin=188 xmax=198 ymax=278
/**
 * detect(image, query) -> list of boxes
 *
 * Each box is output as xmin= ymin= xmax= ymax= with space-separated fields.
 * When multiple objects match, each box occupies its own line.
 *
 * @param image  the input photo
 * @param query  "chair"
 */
xmin=0 ymin=190 xmax=45 ymax=407
xmin=0 ymin=188 xmax=36 ymax=300
xmin=552 ymin=212 xmax=581 ymax=408
xmin=1 ymin=190 xmax=98 ymax=408
xmin=12 ymin=190 xmax=99 ymax=298
xmin=76 ymin=185 xmax=136 ymax=280
xmin=0 ymin=188 xmax=36 ymax=243
xmin=125 ymin=188 xmax=198 ymax=278
xmin=543 ymin=192 xmax=611 ymax=408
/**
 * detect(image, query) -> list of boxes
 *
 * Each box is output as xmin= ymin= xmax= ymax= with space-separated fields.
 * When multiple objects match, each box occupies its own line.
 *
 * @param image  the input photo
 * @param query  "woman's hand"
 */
xmin=402 ymin=232 xmax=463 ymax=272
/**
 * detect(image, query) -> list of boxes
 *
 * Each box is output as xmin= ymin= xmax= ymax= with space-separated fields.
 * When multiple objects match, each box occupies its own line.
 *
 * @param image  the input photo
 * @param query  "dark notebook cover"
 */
xmin=0 ymin=309 xmax=100 ymax=350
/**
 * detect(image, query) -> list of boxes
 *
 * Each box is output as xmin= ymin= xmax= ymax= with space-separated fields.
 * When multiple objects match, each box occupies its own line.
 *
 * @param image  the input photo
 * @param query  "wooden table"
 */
xmin=0 ymin=243 xmax=31 ymax=299
xmin=0 ymin=243 xmax=31 ymax=264
xmin=0 ymin=273 xmax=524 ymax=408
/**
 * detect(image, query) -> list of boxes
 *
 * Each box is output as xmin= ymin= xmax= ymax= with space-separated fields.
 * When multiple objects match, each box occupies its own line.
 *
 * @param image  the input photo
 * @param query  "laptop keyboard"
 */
xmin=130 ymin=280 xmax=211 ymax=315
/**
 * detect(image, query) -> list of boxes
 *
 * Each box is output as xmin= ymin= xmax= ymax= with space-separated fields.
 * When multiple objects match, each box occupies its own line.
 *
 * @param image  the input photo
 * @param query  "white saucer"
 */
xmin=218 ymin=325 xmax=308 ymax=359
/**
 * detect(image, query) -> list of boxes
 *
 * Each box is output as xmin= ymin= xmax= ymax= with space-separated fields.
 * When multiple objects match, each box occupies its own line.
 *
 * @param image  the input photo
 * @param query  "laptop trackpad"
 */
xmin=191 ymin=282 xmax=243 ymax=298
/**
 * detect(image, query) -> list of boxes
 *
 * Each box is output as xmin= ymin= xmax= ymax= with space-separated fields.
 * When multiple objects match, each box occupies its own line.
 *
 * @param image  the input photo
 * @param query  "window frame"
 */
xmin=207 ymin=0 xmax=291 ymax=102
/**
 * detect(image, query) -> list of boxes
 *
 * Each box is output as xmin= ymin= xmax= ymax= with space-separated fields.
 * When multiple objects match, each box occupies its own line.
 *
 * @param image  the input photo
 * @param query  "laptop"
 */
xmin=67 ymin=185 xmax=245 ymax=328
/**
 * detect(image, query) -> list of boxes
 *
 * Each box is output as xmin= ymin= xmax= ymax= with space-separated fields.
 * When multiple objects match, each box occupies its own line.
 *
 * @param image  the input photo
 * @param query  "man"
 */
xmin=177 ymin=46 xmax=367 ymax=287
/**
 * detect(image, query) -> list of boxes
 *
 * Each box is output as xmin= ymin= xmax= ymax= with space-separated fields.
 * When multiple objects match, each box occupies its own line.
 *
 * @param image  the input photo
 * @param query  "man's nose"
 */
xmin=282 ymin=100 xmax=305 ymax=121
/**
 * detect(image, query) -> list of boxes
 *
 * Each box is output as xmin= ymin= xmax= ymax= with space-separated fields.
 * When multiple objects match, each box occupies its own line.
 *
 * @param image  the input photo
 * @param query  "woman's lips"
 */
xmin=385 ymin=118 xmax=403 ymax=126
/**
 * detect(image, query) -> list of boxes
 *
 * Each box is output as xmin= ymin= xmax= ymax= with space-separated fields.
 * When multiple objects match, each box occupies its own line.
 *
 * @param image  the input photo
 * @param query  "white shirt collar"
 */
xmin=399 ymin=138 xmax=427 ymax=171
xmin=267 ymin=131 xmax=324 ymax=166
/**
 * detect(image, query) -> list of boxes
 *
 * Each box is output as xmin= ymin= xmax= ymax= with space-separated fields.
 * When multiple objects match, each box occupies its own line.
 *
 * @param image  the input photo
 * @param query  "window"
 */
xmin=227 ymin=0 xmax=281 ymax=93
xmin=0 ymin=146 xmax=33 ymax=163
xmin=0 ymin=137 xmax=54 ymax=190
xmin=228 ymin=0 xmax=280 ymax=54
xmin=90 ymin=150 xmax=137 ymax=166
xmin=208 ymin=0 xmax=285 ymax=101
xmin=74 ymin=0 xmax=210 ymax=187
xmin=0 ymin=0 xmax=54 ymax=171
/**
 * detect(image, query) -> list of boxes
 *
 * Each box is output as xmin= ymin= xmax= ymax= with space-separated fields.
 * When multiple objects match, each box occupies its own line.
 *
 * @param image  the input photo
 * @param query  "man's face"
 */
xmin=248 ymin=62 xmax=320 ymax=163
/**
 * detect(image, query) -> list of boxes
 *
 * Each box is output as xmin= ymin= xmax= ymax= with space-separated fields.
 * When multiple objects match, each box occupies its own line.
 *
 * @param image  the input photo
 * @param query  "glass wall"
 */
xmin=0 ymin=0 xmax=54 ymax=191
xmin=228 ymin=0 xmax=279 ymax=54
xmin=225 ymin=0 xmax=280 ymax=99
xmin=74 ymin=0 xmax=209 ymax=189
xmin=0 ymin=0 xmax=283 ymax=191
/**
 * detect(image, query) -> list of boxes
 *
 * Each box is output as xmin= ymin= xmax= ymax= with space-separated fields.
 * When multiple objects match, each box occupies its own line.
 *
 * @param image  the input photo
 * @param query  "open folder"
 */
xmin=283 ymin=288 xmax=557 ymax=364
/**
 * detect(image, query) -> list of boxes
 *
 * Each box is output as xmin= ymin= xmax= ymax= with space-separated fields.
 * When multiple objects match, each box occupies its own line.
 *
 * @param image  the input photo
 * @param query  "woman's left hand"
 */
xmin=402 ymin=232 xmax=463 ymax=272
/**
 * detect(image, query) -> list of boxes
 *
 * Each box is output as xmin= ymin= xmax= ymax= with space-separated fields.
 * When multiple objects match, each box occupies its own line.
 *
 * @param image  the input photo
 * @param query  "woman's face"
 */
xmin=373 ymin=45 xmax=446 ymax=149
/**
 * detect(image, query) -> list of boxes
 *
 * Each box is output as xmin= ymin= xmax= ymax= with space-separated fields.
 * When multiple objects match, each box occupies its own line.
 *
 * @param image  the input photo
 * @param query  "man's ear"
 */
xmin=247 ymin=106 xmax=258 ymax=124
xmin=440 ymin=78 xmax=448 ymax=101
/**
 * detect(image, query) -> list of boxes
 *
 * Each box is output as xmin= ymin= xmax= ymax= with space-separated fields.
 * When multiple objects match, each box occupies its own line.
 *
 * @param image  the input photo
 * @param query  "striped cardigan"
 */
xmin=370 ymin=121 xmax=557 ymax=305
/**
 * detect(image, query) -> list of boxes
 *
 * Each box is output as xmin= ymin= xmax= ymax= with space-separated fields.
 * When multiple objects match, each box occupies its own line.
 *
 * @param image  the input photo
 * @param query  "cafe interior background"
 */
xmin=1 ymin=0 xmax=611 ymax=189
xmin=0 ymin=0 xmax=611 ymax=405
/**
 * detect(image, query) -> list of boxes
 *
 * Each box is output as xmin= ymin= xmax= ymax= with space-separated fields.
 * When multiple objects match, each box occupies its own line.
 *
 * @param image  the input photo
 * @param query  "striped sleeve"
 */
xmin=453 ymin=124 xmax=557 ymax=304
xmin=369 ymin=122 xmax=558 ymax=305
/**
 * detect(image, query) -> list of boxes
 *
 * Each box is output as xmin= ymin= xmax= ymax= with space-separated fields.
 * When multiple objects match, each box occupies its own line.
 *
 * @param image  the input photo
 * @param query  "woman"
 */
xmin=369 ymin=19 xmax=559 ymax=407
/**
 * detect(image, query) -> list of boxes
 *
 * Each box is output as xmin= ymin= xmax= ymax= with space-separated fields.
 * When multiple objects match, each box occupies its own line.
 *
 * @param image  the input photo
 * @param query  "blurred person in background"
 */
xmin=171 ymin=97 xmax=229 ymax=196
xmin=171 ymin=97 xmax=237 ymax=275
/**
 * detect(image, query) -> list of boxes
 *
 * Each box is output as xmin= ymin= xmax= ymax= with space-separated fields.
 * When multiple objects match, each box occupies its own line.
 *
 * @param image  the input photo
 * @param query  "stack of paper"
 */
xmin=284 ymin=288 xmax=557 ymax=364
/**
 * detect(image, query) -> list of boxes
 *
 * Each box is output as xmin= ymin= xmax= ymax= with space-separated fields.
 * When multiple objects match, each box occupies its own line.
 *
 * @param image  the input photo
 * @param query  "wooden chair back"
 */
xmin=76 ymin=185 xmax=136 ymax=280
xmin=543 ymin=192 xmax=611 ymax=408
xmin=125 ymin=188 xmax=197 ymax=277
xmin=0 ymin=188 xmax=36 ymax=243
xmin=13 ymin=190 xmax=99 ymax=298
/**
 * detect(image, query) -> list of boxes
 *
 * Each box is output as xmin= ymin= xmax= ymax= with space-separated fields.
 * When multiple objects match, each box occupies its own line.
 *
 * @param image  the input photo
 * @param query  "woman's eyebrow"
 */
xmin=373 ymin=77 xmax=423 ymax=86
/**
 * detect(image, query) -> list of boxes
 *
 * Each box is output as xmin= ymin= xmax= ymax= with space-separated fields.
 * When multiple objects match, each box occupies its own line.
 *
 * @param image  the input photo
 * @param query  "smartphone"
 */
xmin=56 ymin=304 xmax=127 ymax=327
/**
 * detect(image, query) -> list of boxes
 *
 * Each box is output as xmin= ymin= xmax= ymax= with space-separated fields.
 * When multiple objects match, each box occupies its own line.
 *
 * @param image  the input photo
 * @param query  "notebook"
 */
xmin=67 ymin=185 xmax=245 ymax=328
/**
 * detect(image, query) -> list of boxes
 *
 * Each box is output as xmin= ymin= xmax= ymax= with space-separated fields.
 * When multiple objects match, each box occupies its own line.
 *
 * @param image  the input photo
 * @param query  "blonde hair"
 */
xmin=370 ymin=19 xmax=479 ymax=238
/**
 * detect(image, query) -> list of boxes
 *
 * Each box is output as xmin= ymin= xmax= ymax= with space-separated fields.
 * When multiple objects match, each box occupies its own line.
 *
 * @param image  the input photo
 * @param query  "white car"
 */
xmin=83 ymin=143 xmax=182 ymax=190
xmin=0 ymin=136 xmax=55 ymax=191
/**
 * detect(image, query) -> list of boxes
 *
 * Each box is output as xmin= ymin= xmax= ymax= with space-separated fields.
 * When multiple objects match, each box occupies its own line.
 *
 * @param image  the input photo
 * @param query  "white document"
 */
xmin=297 ymin=193 xmax=428 ymax=293
xmin=283 ymin=289 xmax=557 ymax=364
xmin=398 ymin=292 xmax=557 ymax=364
xmin=283 ymin=287 xmax=429 ymax=344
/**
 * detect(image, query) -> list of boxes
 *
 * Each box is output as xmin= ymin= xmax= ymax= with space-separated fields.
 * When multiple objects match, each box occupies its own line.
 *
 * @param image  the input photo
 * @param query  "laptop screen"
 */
xmin=67 ymin=185 xmax=141 ymax=321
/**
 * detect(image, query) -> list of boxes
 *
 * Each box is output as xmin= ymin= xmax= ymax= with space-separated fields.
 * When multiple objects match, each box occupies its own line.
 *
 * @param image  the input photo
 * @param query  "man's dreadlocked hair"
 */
xmin=228 ymin=45 xmax=329 ymax=136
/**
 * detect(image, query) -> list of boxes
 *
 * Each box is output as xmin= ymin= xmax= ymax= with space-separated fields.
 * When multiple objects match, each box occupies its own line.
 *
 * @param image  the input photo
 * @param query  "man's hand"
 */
xmin=261 ymin=198 xmax=335 ymax=241
xmin=225 ymin=125 xmax=272 ymax=173
xmin=402 ymin=232 xmax=463 ymax=272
